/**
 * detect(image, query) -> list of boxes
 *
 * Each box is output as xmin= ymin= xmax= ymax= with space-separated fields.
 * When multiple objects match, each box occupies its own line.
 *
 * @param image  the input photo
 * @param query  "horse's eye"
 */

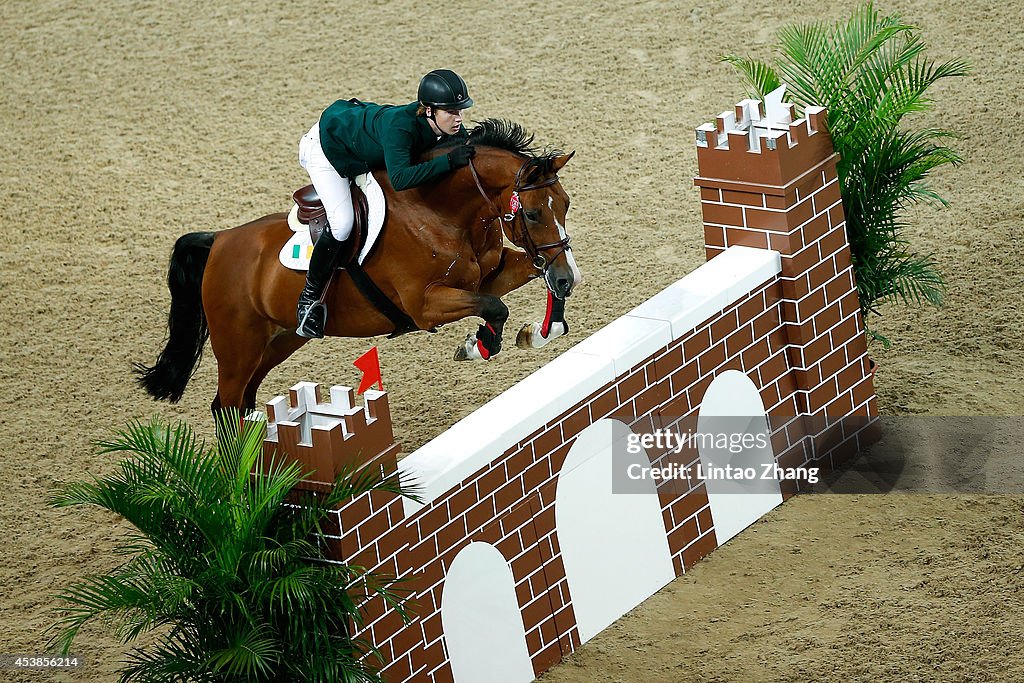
xmin=525 ymin=210 xmax=541 ymax=222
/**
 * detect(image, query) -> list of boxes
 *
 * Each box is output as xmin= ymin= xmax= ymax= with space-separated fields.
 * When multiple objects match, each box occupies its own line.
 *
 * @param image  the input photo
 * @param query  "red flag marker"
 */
xmin=353 ymin=346 xmax=383 ymax=395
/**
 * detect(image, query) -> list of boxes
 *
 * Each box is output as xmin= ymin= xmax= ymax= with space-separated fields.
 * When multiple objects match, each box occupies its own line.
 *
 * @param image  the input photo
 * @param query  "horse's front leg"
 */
xmin=412 ymin=284 xmax=509 ymax=361
xmin=479 ymin=249 xmax=570 ymax=351
xmin=515 ymin=291 xmax=569 ymax=350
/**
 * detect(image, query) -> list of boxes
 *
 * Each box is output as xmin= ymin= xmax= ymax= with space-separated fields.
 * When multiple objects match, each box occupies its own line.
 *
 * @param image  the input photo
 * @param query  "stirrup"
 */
xmin=296 ymin=302 xmax=327 ymax=339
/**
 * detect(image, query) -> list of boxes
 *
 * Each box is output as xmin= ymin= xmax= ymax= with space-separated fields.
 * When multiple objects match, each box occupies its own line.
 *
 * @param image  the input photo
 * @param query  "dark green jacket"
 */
xmin=318 ymin=99 xmax=463 ymax=191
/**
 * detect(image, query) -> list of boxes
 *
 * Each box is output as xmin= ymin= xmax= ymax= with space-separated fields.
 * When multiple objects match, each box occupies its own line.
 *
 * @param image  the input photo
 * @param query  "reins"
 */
xmin=468 ymin=157 xmax=571 ymax=273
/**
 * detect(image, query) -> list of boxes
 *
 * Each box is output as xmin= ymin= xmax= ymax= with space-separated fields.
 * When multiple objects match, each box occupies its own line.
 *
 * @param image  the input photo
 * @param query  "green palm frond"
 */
xmin=871 ymin=251 xmax=946 ymax=307
xmin=242 ymin=455 xmax=305 ymax=527
xmin=723 ymin=1 xmax=966 ymax=338
xmin=721 ymin=55 xmax=780 ymax=98
xmin=249 ymin=538 xmax=300 ymax=576
xmin=262 ymin=565 xmax=325 ymax=613
xmin=776 ymin=21 xmax=848 ymax=107
xmin=214 ymin=408 xmax=269 ymax=494
xmin=48 ymin=571 xmax=156 ymax=654
xmin=119 ymin=629 xmax=216 ymax=683
xmin=323 ymin=458 xmax=422 ymax=510
xmin=872 ymin=56 xmax=969 ymax=127
xmin=50 ymin=411 xmax=417 ymax=682
xmin=204 ymin=622 xmax=280 ymax=678
xmin=48 ymin=477 xmax=118 ymax=508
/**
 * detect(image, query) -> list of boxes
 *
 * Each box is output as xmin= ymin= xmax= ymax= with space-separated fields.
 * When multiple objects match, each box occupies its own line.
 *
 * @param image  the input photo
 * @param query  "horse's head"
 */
xmin=464 ymin=120 xmax=582 ymax=300
xmin=500 ymin=152 xmax=581 ymax=299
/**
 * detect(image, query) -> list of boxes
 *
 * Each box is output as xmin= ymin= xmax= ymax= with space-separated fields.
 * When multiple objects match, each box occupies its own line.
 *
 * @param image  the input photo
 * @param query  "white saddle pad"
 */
xmin=279 ymin=172 xmax=386 ymax=271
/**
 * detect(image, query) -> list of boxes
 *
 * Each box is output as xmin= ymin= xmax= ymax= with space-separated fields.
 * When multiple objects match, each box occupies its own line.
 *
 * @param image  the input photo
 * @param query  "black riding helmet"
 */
xmin=417 ymin=69 xmax=474 ymax=110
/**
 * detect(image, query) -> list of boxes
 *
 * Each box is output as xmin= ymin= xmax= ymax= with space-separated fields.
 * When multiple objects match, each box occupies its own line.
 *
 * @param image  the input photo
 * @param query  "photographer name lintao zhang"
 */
xmin=625 ymin=461 xmax=819 ymax=485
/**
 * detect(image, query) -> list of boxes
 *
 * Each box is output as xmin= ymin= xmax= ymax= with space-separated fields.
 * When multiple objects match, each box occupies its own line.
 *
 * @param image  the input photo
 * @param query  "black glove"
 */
xmin=448 ymin=144 xmax=476 ymax=168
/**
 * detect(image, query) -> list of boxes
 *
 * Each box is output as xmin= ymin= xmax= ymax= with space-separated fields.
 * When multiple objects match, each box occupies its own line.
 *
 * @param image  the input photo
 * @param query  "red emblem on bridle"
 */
xmin=509 ymin=191 xmax=521 ymax=215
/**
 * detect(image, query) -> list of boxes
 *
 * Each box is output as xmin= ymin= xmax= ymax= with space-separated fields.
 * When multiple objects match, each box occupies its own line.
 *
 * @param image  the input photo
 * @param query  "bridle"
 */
xmin=468 ymin=158 xmax=572 ymax=275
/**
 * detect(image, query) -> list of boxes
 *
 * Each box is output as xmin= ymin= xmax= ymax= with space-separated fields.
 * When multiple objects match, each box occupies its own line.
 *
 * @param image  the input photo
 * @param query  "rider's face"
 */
xmin=428 ymin=107 xmax=464 ymax=136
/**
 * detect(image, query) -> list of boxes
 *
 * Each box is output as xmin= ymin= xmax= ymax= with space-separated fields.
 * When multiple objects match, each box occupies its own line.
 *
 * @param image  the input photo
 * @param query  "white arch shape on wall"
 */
xmin=440 ymin=542 xmax=535 ymax=683
xmin=696 ymin=369 xmax=783 ymax=545
xmin=556 ymin=418 xmax=675 ymax=644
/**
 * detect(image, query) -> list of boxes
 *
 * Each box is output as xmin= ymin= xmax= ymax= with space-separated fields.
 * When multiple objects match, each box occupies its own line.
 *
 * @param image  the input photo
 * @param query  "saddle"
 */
xmin=291 ymin=181 xmax=368 ymax=267
xmin=290 ymin=179 xmax=418 ymax=337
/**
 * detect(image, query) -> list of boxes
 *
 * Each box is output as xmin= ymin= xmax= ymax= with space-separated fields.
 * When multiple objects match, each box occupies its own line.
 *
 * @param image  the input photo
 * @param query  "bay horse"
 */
xmin=135 ymin=119 xmax=581 ymax=414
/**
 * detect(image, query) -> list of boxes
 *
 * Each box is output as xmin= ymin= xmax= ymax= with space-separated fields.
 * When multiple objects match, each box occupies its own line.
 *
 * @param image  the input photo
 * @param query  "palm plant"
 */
xmin=724 ymin=2 xmax=968 ymax=346
xmin=48 ymin=410 xmax=418 ymax=683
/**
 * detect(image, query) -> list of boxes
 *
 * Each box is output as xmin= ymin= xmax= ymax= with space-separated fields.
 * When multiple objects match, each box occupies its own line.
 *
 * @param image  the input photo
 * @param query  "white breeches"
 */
xmin=298 ymin=122 xmax=354 ymax=241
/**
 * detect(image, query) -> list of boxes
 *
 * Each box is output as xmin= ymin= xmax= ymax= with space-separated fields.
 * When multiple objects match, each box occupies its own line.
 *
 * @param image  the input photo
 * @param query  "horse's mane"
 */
xmin=444 ymin=118 xmax=564 ymax=164
xmin=467 ymin=119 xmax=538 ymax=156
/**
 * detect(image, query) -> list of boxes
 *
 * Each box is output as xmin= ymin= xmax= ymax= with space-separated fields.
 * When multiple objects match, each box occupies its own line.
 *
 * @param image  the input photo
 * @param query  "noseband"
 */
xmin=468 ymin=158 xmax=572 ymax=275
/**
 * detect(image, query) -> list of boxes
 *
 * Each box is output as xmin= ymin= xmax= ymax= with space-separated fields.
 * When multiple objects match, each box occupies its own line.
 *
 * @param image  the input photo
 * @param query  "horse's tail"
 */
xmin=134 ymin=231 xmax=216 ymax=402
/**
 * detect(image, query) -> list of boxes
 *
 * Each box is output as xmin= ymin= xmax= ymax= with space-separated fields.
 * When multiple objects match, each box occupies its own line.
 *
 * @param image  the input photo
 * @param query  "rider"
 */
xmin=295 ymin=69 xmax=477 ymax=338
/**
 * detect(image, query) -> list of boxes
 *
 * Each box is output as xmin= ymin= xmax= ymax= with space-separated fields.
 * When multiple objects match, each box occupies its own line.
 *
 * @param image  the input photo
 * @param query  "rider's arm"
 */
xmin=382 ymin=125 xmax=453 ymax=191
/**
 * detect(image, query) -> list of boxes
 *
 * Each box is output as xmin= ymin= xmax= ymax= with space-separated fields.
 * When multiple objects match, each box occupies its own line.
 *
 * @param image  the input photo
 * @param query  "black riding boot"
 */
xmin=296 ymin=229 xmax=344 ymax=338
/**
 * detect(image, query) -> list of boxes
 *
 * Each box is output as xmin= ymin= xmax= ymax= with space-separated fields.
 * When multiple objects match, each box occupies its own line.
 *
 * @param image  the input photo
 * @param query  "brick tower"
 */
xmin=248 ymin=381 xmax=400 ymax=489
xmin=693 ymin=87 xmax=878 ymax=467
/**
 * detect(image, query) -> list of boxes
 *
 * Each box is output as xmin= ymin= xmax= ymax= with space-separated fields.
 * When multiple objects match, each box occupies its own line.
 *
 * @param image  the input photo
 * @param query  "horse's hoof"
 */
xmin=516 ymin=323 xmax=538 ymax=349
xmin=454 ymin=334 xmax=484 ymax=361
xmin=516 ymin=321 xmax=567 ymax=349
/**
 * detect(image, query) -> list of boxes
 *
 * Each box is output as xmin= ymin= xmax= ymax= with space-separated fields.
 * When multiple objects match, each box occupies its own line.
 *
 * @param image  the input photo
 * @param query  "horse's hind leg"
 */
xmin=242 ymin=330 xmax=309 ymax=412
xmin=209 ymin=321 xmax=274 ymax=416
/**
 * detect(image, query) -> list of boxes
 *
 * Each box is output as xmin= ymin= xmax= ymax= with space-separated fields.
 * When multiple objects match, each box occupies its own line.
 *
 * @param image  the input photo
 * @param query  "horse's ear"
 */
xmin=551 ymin=151 xmax=575 ymax=172
xmin=523 ymin=160 xmax=545 ymax=184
